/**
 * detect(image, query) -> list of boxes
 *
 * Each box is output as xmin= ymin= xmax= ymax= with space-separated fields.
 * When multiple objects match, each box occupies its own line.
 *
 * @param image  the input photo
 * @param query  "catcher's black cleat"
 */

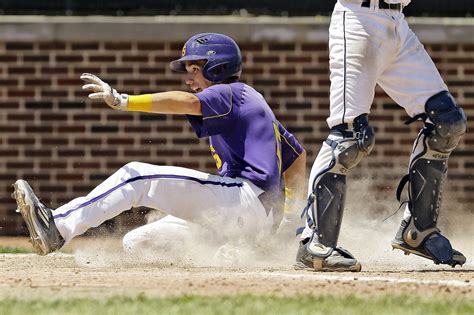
xmin=12 ymin=179 xmax=65 ymax=255
xmin=294 ymin=240 xmax=362 ymax=272
xmin=392 ymin=219 xmax=466 ymax=267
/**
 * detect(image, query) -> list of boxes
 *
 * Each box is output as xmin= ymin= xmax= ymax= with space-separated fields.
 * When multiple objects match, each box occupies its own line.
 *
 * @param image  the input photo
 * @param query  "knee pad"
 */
xmin=330 ymin=114 xmax=375 ymax=171
xmin=425 ymin=91 xmax=467 ymax=153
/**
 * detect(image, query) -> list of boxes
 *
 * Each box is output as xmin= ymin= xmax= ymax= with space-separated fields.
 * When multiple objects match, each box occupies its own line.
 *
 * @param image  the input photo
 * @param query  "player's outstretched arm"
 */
xmin=80 ymin=73 xmax=202 ymax=116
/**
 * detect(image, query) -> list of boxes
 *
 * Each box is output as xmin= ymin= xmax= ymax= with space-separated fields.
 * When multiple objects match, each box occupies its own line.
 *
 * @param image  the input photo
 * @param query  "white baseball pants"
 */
xmin=327 ymin=0 xmax=447 ymax=128
xmin=52 ymin=162 xmax=272 ymax=248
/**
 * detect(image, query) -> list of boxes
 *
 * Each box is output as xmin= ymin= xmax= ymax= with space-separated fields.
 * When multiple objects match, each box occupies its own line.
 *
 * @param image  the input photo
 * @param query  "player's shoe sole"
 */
xmin=392 ymin=241 xmax=466 ymax=267
xmin=12 ymin=179 xmax=64 ymax=255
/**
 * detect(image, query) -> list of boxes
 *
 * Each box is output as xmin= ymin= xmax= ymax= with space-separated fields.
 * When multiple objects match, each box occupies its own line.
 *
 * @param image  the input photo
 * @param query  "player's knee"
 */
xmin=425 ymin=91 xmax=467 ymax=153
xmin=123 ymin=161 xmax=145 ymax=171
xmin=122 ymin=230 xmax=141 ymax=252
xmin=122 ymin=228 xmax=155 ymax=253
xmin=332 ymin=114 xmax=375 ymax=170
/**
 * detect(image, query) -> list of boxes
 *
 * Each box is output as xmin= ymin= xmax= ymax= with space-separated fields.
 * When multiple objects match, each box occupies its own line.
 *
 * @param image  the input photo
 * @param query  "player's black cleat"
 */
xmin=392 ymin=219 xmax=466 ymax=267
xmin=294 ymin=240 xmax=362 ymax=272
xmin=12 ymin=179 xmax=65 ymax=255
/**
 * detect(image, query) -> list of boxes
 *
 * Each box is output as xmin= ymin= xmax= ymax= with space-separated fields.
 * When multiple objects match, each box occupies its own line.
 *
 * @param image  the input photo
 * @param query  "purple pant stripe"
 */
xmin=53 ymin=174 xmax=243 ymax=220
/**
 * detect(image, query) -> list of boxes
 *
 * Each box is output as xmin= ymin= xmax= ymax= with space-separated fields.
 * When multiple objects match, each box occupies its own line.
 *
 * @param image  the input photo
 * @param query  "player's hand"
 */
xmin=80 ymin=73 xmax=128 ymax=111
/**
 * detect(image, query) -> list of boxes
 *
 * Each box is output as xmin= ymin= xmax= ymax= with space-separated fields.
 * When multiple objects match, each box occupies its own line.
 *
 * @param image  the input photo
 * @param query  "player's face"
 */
xmin=185 ymin=61 xmax=212 ymax=93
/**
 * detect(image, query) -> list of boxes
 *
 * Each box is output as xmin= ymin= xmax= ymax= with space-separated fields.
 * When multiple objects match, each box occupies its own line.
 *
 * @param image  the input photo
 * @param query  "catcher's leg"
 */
xmin=296 ymin=114 xmax=375 ymax=272
xmin=392 ymin=91 xmax=467 ymax=267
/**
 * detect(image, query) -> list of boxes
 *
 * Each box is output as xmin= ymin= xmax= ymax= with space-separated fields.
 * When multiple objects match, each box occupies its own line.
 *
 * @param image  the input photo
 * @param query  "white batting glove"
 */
xmin=80 ymin=73 xmax=128 ymax=111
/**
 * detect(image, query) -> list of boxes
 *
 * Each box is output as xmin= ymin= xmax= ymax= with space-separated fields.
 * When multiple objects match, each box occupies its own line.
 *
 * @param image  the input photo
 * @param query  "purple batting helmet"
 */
xmin=170 ymin=33 xmax=242 ymax=83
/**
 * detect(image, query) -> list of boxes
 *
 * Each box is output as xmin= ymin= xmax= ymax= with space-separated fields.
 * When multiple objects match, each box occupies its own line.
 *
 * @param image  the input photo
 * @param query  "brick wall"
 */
xmin=0 ymin=17 xmax=473 ymax=235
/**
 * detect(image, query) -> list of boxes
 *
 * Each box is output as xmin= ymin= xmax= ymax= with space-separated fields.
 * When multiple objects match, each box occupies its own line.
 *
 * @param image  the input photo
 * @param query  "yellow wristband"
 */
xmin=128 ymin=94 xmax=153 ymax=112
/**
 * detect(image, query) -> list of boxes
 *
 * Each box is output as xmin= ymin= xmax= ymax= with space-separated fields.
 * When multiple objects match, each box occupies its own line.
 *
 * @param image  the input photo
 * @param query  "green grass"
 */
xmin=0 ymin=246 xmax=34 ymax=254
xmin=0 ymin=294 xmax=472 ymax=315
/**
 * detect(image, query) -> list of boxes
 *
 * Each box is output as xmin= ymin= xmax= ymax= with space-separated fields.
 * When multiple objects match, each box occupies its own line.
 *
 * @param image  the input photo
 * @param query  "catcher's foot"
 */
xmin=12 ymin=179 xmax=65 ymax=255
xmin=392 ymin=220 xmax=466 ymax=267
xmin=294 ymin=241 xmax=362 ymax=272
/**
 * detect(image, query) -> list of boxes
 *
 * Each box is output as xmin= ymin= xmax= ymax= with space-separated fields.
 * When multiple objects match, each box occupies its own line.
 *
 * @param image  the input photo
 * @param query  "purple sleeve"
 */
xmin=279 ymin=122 xmax=304 ymax=173
xmin=186 ymin=85 xmax=237 ymax=138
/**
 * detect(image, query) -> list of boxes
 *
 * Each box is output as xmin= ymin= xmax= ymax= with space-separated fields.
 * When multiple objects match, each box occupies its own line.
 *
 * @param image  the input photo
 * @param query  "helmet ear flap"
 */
xmin=205 ymin=60 xmax=241 ymax=83
xmin=204 ymin=62 xmax=227 ymax=82
xmin=209 ymin=63 xmax=225 ymax=76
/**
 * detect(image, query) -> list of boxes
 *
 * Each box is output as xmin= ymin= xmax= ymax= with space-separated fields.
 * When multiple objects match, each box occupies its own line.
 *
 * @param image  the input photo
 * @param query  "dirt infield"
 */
xmin=1 ymin=191 xmax=473 ymax=301
xmin=2 ymin=198 xmax=474 ymax=302
xmin=1 ymin=237 xmax=473 ymax=301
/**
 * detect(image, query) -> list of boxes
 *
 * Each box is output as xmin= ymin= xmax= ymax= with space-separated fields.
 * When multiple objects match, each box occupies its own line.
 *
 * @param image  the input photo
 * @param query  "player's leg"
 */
xmin=391 ymin=92 xmax=467 ymax=266
xmin=13 ymin=161 xmax=268 ymax=255
xmin=123 ymin=215 xmax=194 ymax=254
xmin=377 ymin=17 xmax=467 ymax=266
xmin=296 ymin=114 xmax=375 ymax=271
xmin=377 ymin=15 xmax=451 ymax=119
xmin=55 ymin=162 xmax=267 ymax=242
xmin=326 ymin=9 xmax=392 ymax=127
xmin=295 ymin=9 xmax=383 ymax=271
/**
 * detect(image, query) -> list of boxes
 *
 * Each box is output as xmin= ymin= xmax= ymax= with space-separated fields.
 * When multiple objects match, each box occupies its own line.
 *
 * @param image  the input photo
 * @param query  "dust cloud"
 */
xmin=339 ymin=174 xmax=473 ymax=270
xmin=72 ymin=175 xmax=473 ymax=271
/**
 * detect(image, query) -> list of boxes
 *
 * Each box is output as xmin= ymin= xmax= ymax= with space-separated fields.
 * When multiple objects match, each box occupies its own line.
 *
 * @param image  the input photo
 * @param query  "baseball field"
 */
xmin=1 ymin=202 xmax=473 ymax=315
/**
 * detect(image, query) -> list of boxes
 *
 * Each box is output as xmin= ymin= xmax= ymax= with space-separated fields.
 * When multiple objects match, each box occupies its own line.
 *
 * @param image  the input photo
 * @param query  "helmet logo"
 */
xmin=181 ymin=45 xmax=186 ymax=57
xmin=206 ymin=50 xmax=216 ymax=56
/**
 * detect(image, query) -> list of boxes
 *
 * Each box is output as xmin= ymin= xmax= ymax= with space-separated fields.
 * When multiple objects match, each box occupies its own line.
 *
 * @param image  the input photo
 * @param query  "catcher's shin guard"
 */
xmin=308 ymin=114 xmax=374 ymax=244
xmin=313 ymin=172 xmax=346 ymax=248
xmin=393 ymin=91 xmax=467 ymax=266
xmin=298 ymin=114 xmax=374 ymax=270
xmin=405 ymin=154 xmax=447 ymax=231
xmin=304 ymin=172 xmax=353 ymax=270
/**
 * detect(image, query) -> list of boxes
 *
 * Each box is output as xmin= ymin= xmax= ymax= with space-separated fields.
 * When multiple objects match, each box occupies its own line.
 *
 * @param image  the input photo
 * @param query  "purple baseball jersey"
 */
xmin=187 ymin=82 xmax=303 ymax=198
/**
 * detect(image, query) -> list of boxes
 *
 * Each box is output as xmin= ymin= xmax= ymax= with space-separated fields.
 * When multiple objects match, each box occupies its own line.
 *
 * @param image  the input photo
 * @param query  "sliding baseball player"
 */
xmin=12 ymin=33 xmax=306 ymax=257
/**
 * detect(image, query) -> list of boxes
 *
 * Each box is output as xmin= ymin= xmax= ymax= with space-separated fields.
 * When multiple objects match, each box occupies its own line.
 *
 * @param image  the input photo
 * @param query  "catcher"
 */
xmin=295 ymin=0 xmax=467 ymax=272
xmin=12 ymin=33 xmax=306 ymax=256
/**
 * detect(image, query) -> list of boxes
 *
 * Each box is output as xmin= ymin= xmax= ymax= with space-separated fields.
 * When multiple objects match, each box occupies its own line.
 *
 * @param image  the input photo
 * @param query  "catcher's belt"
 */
xmin=361 ymin=0 xmax=403 ymax=11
